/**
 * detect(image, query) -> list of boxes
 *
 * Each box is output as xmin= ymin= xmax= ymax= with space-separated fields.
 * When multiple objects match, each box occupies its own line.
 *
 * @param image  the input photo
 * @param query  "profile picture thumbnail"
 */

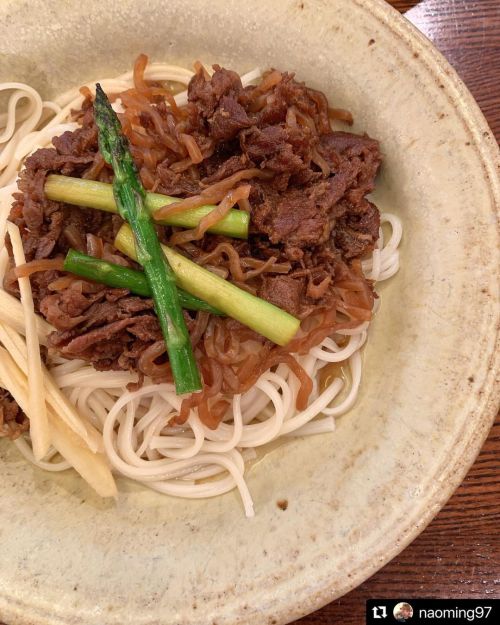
xmin=393 ymin=602 xmax=413 ymax=622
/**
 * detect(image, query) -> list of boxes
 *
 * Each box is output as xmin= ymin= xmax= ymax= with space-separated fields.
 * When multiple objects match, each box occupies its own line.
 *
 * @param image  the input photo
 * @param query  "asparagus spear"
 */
xmin=115 ymin=223 xmax=301 ymax=347
xmin=63 ymin=249 xmax=223 ymax=316
xmin=94 ymin=84 xmax=201 ymax=394
xmin=45 ymin=175 xmax=249 ymax=239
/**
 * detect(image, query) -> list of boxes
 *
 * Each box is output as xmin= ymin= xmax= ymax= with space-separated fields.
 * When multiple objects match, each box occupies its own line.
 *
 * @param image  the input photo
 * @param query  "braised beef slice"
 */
xmin=319 ymin=131 xmax=381 ymax=202
xmin=188 ymin=65 xmax=244 ymax=120
xmin=251 ymin=184 xmax=329 ymax=251
xmin=334 ymin=199 xmax=380 ymax=259
xmin=155 ymin=162 xmax=202 ymax=196
xmin=44 ymin=287 xmax=163 ymax=371
xmin=254 ymin=73 xmax=329 ymax=132
xmin=258 ymin=276 xmax=303 ymax=316
xmin=209 ymin=96 xmax=252 ymax=141
xmin=201 ymin=154 xmax=251 ymax=184
xmin=0 ymin=389 xmax=28 ymax=439
xmin=241 ymin=125 xmax=313 ymax=175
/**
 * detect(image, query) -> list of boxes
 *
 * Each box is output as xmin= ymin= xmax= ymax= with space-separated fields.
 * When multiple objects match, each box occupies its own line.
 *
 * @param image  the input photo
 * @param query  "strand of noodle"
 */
xmin=205 ymin=372 xmax=278 ymax=434
xmin=49 ymin=358 xmax=88 ymax=376
xmin=239 ymin=386 xmax=275 ymax=424
xmin=144 ymin=415 xmax=205 ymax=460
xmin=146 ymin=471 xmax=236 ymax=492
xmin=378 ymin=254 xmax=400 ymax=281
xmin=380 ymin=213 xmax=403 ymax=254
xmin=86 ymin=394 xmax=109 ymax=429
xmin=54 ymin=369 xmax=138 ymax=388
xmin=336 ymin=321 xmax=369 ymax=336
xmin=13 ymin=436 xmax=71 ymax=472
xmin=69 ymin=388 xmax=80 ymax=406
xmin=198 ymin=392 xmax=244 ymax=452
xmin=102 ymin=385 xmax=203 ymax=473
xmin=106 ymin=405 xmax=242 ymax=483
xmin=145 ymin=447 xmax=162 ymax=462
xmin=179 ymin=448 xmax=247 ymax=479
xmin=74 ymin=386 xmax=103 ymax=430
xmin=106 ymin=390 xmax=247 ymax=488
xmin=0 ymin=95 xmax=36 ymax=134
xmin=177 ymin=448 xmax=255 ymax=481
xmin=119 ymin=414 xmax=198 ymax=468
xmin=134 ymin=393 xmax=167 ymax=435
xmin=361 ymin=225 xmax=383 ymax=279
xmin=91 ymin=389 xmax=120 ymax=413
xmin=310 ymin=331 xmax=366 ymax=362
xmin=116 ymin=399 xmax=139 ymax=464
xmin=49 ymin=67 xmax=190 ymax=110
xmin=284 ymin=416 xmax=336 ymax=437
xmin=42 ymin=101 xmax=61 ymax=115
xmin=136 ymin=421 xmax=160 ymax=459
xmin=321 ymin=352 xmax=362 ymax=416
xmin=116 ymin=64 xmax=194 ymax=85
xmin=318 ymin=337 xmax=343 ymax=353
xmin=158 ymin=387 xmax=183 ymax=411
xmin=0 ymin=84 xmax=43 ymax=183
xmin=217 ymin=377 xmax=285 ymax=448
xmin=146 ymin=452 xmax=254 ymax=517
xmin=136 ymin=410 xmax=174 ymax=458
xmin=279 ymin=377 xmax=344 ymax=435
xmin=362 ymin=213 xmax=402 ymax=277
xmin=0 ymin=91 xmax=33 ymax=142
xmin=6 ymin=222 xmax=49 ymax=459
xmin=176 ymin=462 xmax=229 ymax=481
xmin=52 ymin=79 xmax=131 ymax=110
xmin=150 ymin=433 xmax=199 ymax=450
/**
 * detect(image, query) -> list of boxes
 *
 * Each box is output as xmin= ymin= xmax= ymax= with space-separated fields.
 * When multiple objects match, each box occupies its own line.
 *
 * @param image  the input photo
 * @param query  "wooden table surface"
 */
xmin=297 ymin=1 xmax=500 ymax=623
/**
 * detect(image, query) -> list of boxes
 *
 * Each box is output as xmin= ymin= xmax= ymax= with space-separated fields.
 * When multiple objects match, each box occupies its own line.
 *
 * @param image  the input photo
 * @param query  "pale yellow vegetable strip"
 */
xmin=115 ymin=224 xmax=300 ymax=346
xmin=0 ymin=323 xmax=102 ymax=452
xmin=0 ymin=347 xmax=117 ymax=498
xmin=0 ymin=288 xmax=53 ymax=345
xmin=49 ymin=418 xmax=117 ymax=499
xmin=6 ymin=222 xmax=50 ymax=460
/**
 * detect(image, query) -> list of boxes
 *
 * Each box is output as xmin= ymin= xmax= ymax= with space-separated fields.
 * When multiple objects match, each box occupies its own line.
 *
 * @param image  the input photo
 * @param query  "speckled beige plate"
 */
xmin=0 ymin=1 xmax=498 ymax=624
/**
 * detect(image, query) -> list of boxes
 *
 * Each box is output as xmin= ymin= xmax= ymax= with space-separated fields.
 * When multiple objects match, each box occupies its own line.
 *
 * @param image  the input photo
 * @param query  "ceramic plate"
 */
xmin=0 ymin=1 xmax=498 ymax=624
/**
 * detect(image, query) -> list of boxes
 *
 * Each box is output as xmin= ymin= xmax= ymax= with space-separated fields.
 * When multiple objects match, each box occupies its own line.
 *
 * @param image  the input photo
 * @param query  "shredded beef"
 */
xmin=0 ymin=389 xmax=28 ymax=439
xmin=4 ymin=64 xmax=383 ymax=384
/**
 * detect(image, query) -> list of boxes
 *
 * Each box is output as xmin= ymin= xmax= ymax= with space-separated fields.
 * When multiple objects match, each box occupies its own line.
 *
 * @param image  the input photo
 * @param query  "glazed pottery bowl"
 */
xmin=0 ymin=1 xmax=498 ymax=624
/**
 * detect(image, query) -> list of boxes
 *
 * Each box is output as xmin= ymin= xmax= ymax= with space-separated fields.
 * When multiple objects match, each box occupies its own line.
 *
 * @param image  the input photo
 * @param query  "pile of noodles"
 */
xmin=0 ymin=60 xmax=402 ymax=516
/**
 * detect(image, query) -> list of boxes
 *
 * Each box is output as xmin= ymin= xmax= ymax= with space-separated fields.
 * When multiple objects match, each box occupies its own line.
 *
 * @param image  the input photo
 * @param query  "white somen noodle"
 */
xmin=0 ymin=64 xmax=402 ymax=516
